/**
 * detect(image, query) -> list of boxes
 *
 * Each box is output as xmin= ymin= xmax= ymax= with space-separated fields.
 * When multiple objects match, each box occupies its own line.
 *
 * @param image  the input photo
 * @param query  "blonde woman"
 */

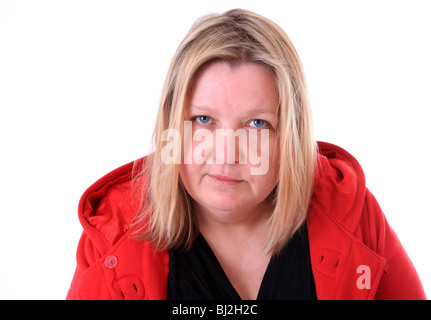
xmin=67 ymin=9 xmax=425 ymax=300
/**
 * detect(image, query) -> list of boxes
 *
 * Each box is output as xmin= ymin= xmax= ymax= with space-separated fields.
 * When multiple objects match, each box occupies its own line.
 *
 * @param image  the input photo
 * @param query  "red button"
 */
xmin=105 ymin=256 xmax=118 ymax=268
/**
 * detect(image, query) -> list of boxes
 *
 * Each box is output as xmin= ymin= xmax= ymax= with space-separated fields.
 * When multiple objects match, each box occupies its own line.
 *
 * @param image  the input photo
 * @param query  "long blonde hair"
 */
xmin=133 ymin=8 xmax=315 ymax=255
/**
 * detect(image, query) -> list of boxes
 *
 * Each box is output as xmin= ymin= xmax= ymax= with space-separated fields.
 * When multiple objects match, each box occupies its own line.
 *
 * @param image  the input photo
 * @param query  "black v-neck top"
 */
xmin=167 ymin=224 xmax=316 ymax=300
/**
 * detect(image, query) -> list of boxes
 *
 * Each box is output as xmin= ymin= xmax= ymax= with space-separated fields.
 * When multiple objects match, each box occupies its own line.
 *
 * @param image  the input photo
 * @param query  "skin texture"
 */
xmin=179 ymin=60 xmax=280 ymax=299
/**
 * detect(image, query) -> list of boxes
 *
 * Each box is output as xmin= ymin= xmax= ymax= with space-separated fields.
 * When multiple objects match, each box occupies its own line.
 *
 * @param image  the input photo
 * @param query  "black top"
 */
xmin=167 ymin=224 xmax=316 ymax=300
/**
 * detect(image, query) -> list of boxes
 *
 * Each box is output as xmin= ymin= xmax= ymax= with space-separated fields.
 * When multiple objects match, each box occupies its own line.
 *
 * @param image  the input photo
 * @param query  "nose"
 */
xmin=214 ymin=127 xmax=247 ymax=165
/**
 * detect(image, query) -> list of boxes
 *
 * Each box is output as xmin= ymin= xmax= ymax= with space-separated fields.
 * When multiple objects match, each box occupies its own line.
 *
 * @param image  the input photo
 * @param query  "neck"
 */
xmin=196 ymin=200 xmax=274 ymax=253
xmin=195 ymin=201 xmax=274 ymax=300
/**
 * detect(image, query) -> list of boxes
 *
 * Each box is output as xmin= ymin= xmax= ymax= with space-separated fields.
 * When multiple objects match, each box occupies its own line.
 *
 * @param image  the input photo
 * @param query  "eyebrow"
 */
xmin=189 ymin=105 xmax=277 ymax=116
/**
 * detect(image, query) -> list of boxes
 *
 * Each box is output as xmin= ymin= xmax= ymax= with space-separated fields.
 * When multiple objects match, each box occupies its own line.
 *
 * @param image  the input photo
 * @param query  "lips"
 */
xmin=207 ymin=174 xmax=244 ymax=186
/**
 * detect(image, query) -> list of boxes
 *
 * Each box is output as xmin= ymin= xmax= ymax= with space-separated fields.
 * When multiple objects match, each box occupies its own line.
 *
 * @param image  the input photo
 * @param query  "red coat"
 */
xmin=67 ymin=142 xmax=426 ymax=300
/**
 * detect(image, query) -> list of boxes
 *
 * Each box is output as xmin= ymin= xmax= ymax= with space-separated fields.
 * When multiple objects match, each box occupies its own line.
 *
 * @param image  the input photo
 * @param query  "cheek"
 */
xmin=265 ymin=138 xmax=280 ymax=187
xmin=247 ymin=130 xmax=279 ymax=178
xmin=246 ymin=135 xmax=279 ymax=194
xmin=270 ymin=136 xmax=280 ymax=167
xmin=179 ymin=164 xmax=194 ymax=185
xmin=182 ymin=125 xmax=215 ymax=166
xmin=179 ymin=163 xmax=204 ymax=194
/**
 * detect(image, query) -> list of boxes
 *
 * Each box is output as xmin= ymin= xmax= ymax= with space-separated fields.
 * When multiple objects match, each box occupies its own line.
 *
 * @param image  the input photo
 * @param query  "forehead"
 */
xmin=187 ymin=60 xmax=278 ymax=114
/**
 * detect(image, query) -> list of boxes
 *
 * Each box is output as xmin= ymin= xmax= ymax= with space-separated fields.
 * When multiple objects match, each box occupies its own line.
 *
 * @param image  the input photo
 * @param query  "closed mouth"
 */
xmin=207 ymin=174 xmax=244 ymax=186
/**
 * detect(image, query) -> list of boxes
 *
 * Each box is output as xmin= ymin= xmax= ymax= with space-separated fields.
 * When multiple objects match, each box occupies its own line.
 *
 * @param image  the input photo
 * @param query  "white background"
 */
xmin=0 ymin=0 xmax=430 ymax=299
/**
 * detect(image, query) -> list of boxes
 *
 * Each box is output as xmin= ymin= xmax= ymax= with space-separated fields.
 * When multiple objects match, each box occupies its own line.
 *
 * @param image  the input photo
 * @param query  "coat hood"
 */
xmin=313 ymin=141 xmax=367 ymax=233
xmin=77 ymin=158 xmax=147 ymax=254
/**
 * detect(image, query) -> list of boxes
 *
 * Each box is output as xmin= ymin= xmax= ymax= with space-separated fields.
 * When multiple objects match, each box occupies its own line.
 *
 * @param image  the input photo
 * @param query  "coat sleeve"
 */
xmin=358 ymin=190 xmax=426 ymax=299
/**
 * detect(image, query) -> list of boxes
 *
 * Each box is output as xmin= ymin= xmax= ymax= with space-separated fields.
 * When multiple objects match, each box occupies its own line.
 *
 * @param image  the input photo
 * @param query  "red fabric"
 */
xmin=67 ymin=142 xmax=426 ymax=300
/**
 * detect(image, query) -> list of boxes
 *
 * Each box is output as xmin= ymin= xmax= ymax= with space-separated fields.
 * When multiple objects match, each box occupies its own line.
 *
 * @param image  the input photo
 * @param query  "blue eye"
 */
xmin=195 ymin=115 xmax=211 ymax=124
xmin=249 ymin=119 xmax=267 ymax=128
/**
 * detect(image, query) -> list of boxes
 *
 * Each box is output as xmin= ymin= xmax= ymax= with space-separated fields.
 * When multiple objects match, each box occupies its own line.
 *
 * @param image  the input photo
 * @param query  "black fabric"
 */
xmin=167 ymin=224 xmax=316 ymax=300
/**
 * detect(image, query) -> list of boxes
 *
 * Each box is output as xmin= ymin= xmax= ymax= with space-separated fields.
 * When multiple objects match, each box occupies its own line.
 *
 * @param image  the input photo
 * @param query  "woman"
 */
xmin=67 ymin=9 xmax=425 ymax=300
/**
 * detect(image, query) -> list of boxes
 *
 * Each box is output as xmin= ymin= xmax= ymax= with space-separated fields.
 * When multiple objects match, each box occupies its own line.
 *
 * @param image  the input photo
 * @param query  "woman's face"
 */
xmin=179 ymin=60 xmax=280 ymax=225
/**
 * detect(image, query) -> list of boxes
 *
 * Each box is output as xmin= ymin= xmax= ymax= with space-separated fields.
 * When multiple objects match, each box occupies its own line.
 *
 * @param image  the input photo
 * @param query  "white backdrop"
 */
xmin=0 ymin=0 xmax=430 ymax=299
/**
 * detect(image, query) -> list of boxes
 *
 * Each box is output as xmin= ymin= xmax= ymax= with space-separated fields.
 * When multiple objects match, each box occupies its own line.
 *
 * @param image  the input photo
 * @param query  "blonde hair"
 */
xmin=133 ymin=8 xmax=315 ymax=255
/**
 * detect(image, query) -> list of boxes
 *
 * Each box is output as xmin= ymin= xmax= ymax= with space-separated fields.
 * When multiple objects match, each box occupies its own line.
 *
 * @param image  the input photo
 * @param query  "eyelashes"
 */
xmin=249 ymin=119 xmax=267 ymax=128
xmin=194 ymin=115 xmax=212 ymax=124
xmin=192 ymin=115 xmax=270 ymax=129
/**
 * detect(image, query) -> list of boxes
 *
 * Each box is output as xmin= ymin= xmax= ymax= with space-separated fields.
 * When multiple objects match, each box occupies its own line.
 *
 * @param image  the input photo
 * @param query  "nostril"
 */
xmin=133 ymin=284 xmax=138 ymax=292
xmin=320 ymin=256 xmax=324 ymax=262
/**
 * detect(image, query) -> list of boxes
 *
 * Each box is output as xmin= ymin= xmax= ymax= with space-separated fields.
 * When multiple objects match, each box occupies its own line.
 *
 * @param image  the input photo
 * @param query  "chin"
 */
xmin=198 ymin=200 xmax=254 ymax=223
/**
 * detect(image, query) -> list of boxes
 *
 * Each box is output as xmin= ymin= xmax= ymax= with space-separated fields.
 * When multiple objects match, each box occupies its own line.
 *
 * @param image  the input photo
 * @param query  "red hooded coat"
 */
xmin=66 ymin=142 xmax=426 ymax=300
